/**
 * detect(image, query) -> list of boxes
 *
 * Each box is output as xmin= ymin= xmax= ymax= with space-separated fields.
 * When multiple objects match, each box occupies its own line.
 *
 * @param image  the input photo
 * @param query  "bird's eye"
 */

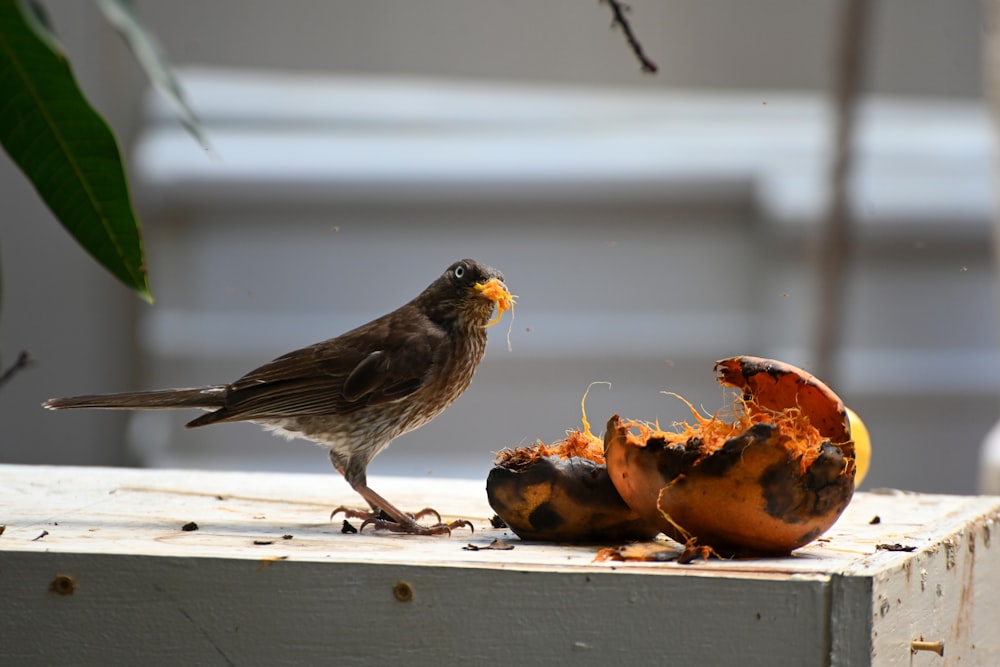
xmin=454 ymin=264 xmax=466 ymax=279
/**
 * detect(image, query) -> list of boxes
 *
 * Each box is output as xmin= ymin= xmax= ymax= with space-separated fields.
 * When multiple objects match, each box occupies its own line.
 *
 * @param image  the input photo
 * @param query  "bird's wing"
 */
xmin=202 ymin=320 xmax=446 ymax=422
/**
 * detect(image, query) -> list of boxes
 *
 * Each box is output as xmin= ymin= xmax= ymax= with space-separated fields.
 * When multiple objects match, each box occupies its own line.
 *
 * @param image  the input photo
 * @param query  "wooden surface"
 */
xmin=1 ymin=463 xmax=998 ymax=666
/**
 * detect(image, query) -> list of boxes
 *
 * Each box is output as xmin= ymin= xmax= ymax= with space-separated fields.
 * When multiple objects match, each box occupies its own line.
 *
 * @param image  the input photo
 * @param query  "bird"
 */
xmin=44 ymin=259 xmax=514 ymax=535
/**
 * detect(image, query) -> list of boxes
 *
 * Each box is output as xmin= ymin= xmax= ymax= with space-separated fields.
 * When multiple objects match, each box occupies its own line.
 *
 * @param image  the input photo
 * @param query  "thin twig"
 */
xmin=814 ymin=0 xmax=870 ymax=384
xmin=602 ymin=0 xmax=658 ymax=74
xmin=0 ymin=350 xmax=33 ymax=390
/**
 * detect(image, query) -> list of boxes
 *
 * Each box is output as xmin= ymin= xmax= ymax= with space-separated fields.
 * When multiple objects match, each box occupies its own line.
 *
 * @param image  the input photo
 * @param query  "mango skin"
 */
xmin=714 ymin=356 xmax=851 ymax=446
xmin=487 ymin=455 xmax=659 ymax=543
xmin=605 ymin=414 xmax=854 ymax=555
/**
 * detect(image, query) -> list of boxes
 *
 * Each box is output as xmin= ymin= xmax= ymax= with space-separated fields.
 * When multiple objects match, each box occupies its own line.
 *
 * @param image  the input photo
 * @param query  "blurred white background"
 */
xmin=1 ymin=1 xmax=996 ymax=494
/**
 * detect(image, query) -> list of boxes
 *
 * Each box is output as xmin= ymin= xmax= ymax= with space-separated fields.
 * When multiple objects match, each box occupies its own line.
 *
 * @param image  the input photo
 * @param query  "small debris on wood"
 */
xmin=253 ymin=540 xmax=274 ymax=546
xmin=876 ymin=543 xmax=916 ymax=552
xmin=869 ymin=515 xmax=881 ymax=525
xmin=282 ymin=534 xmax=293 ymax=540
xmin=181 ymin=521 xmax=199 ymax=532
xmin=340 ymin=520 xmax=358 ymax=534
xmin=463 ymin=538 xmax=515 ymax=551
xmin=677 ymin=543 xmax=722 ymax=565
xmin=489 ymin=514 xmax=507 ymax=529
xmin=31 ymin=530 xmax=49 ymax=541
xmin=594 ymin=539 xmax=723 ymax=564
xmin=0 ymin=524 xmax=6 ymax=536
xmin=595 ymin=542 xmax=679 ymax=562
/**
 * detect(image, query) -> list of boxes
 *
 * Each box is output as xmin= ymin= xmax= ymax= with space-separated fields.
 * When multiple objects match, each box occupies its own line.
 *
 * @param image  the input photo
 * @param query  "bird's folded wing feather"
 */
xmin=215 ymin=325 xmax=444 ymax=419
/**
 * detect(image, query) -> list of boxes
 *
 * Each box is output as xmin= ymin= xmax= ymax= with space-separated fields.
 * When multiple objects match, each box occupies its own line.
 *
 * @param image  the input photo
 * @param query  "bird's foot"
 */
xmin=363 ymin=515 xmax=475 ymax=536
xmin=330 ymin=506 xmax=440 ymax=523
xmin=330 ymin=506 xmax=473 ymax=536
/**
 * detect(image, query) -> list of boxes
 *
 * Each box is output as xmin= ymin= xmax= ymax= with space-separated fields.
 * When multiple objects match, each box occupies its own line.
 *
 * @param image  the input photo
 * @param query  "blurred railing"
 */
xmin=131 ymin=69 xmax=996 ymax=493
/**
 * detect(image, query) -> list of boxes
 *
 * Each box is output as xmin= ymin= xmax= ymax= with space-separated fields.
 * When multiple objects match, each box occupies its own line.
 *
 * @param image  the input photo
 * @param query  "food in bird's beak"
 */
xmin=605 ymin=356 xmax=860 ymax=555
xmin=485 ymin=356 xmax=866 ymax=555
xmin=474 ymin=278 xmax=515 ymax=328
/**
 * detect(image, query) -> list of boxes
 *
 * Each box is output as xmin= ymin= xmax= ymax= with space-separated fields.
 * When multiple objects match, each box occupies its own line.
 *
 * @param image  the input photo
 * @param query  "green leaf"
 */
xmin=95 ymin=0 xmax=211 ymax=153
xmin=0 ymin=0 xmax=151 ymax=301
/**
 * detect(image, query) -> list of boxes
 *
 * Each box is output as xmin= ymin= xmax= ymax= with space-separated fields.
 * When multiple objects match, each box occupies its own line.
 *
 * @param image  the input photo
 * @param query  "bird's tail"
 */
xmin=43 ymin=386 xmax=228 ymax=411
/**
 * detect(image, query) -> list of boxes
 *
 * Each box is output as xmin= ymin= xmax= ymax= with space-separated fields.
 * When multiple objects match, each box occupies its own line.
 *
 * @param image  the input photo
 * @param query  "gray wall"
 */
xmin=0 ymin=1 xmax=993 ymax=493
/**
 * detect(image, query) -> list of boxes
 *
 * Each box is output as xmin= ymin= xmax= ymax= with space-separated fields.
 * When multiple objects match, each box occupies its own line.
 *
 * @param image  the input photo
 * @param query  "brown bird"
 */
xmin=44 ymin=259 xmax=514 ymax=535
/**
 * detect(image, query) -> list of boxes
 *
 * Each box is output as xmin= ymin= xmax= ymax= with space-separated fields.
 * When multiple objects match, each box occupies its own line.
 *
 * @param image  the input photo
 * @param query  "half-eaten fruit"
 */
xmin=604 ymin=356 xmax=857 ymax=555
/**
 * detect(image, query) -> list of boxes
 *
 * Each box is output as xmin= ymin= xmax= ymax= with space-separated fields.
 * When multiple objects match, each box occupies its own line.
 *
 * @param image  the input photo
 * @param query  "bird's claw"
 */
xmin=330 ymin=506 xmax=473 ymax=536
xmin=330 ymin=505 xmax=366 ymax=522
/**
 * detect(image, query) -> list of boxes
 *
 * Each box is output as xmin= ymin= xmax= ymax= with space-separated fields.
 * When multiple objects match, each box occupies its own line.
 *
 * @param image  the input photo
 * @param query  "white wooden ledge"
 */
xmin=1 ymin=463 xmax=997 ymax=666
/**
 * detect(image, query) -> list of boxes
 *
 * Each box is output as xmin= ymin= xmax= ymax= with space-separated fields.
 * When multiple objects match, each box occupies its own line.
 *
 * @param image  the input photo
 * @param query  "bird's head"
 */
xmin=427 ymin=259 xmax=515 ymax=329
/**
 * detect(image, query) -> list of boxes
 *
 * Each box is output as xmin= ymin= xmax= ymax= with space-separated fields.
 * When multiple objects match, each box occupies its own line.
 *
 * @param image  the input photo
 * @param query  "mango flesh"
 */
xmin=847 ymin=407 xmax=871 ymax=485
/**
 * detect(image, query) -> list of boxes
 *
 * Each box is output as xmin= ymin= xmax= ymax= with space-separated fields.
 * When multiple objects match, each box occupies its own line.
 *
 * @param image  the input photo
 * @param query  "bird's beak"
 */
xmin=474 ymin=278 xmax=516 ymax=328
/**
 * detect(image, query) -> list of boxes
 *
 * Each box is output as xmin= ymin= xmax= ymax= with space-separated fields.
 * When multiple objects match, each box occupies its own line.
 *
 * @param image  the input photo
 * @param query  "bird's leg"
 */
xmin=328 ymin=453 xmax=472 ymax=535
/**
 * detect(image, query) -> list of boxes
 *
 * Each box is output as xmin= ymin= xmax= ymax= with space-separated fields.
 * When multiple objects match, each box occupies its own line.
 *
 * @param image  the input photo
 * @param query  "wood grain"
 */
xmin=1 ymin=464 xmax=997 ymax=665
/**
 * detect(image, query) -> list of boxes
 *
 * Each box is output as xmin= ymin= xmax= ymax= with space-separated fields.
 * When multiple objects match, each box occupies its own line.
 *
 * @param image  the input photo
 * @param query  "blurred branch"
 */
xmin=0 ymin=350 xmax=32 ymax=390
xmin=602 ymin=0 xmax=658 ymax=74
xmin=814 ymin=0 xmax=871 ymax=384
